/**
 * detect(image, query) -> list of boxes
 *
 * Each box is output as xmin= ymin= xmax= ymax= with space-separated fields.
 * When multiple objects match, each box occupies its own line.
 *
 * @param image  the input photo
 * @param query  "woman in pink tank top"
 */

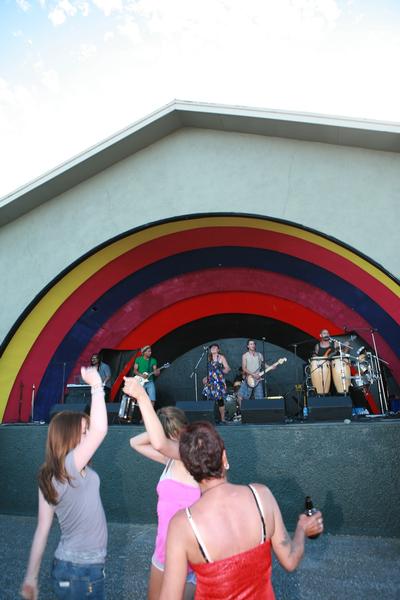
xmin=130 ymin=403 xmax=200 ymax=600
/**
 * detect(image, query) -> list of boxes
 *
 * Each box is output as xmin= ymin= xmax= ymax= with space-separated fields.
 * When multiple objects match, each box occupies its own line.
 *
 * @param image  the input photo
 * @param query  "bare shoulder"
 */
xmin=169 ymin=508 xmax=190 ymax=534
xmin=249 ymin=483 xmax=276 ymax=506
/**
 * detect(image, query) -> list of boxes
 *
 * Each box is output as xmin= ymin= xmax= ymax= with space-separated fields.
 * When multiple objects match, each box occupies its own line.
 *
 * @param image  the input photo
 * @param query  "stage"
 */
xmin=1 ymin=419 xmax=399 ymax=538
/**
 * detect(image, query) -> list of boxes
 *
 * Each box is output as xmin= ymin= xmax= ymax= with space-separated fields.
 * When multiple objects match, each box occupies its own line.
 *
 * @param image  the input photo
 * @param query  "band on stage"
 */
xmin=81 ymin=330 xmax=389 ymax=423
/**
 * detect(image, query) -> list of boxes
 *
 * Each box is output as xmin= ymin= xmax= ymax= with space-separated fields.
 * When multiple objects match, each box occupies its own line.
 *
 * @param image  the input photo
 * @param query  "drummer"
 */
xmin=312 ymin=329 xmax=337 ymax=358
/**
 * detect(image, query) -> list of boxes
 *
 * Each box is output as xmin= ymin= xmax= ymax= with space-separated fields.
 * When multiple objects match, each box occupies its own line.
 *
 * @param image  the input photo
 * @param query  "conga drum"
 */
xmin=310 ymin=357 xmax=331 ymax=395
xmin=331 ymin=356 xmax=351 ymax=394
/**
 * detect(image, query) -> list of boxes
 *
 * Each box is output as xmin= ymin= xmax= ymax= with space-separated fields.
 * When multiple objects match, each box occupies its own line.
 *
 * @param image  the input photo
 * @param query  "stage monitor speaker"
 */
xmin=106 ymin=403 xmax=122 ymax=425
xmin=175 ymin=401 xmax=217 ymax=424
xmin=307 ymin=395 xmax=352 ymax=420
xmin=65 ymin=385 xmax=92 ymax=403
xmin=241 ymin=398 xmax=285 ymax=424
xmin=49 ymin=403 xmax=89 ymax=421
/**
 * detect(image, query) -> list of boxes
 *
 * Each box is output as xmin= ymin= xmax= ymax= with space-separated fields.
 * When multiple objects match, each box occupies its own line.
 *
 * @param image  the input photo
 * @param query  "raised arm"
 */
xmin=21 ymin=489 xmax=55 ymax=600
xmin=269 ymin=490 xmax=323 ymax=571
xmin=73 ymin=366 xmax=108 ymax=472
xmin=130 ymin=431 xmax=168 ymax=464
xmin=123 ymin=377 xmax=180 ymax=460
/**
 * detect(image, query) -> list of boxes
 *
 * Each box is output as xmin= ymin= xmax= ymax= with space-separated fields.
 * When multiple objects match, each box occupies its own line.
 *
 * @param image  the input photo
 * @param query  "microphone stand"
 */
xmin=31 ymin=384 xmax=36 ymax=422
xmin=60 ymin=361 xmax=67 ymax=404
xmin=369 ymin=329 xmax=388 ymax=413
xmin=190 ymin=347 xmax=208 ymax=402
xmin=261 ymin=337 xmax=266 ymax=397
xmin=289 ymin=343 xmax=301 ymax=416
xmin=289 ymin=338 xmax=314 ymax=416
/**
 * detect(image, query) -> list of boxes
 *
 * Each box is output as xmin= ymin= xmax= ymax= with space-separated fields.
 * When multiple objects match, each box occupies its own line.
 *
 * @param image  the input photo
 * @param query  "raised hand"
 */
xmin=80 ymin=366 xmax=103 ymax=388
xmin=123 ymin=376 xmax=147 ymax=399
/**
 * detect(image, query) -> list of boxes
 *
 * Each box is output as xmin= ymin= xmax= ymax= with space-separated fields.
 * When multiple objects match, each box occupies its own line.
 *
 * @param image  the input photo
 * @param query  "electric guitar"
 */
xmin=246 ymin=358 xmax=287 ymax=388
xmin=135 ymin=362 xmax=170 ymax=384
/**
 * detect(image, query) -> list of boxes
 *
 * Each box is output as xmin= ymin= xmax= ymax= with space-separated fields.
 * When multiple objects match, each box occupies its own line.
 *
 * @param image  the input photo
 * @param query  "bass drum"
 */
xmin=331 ymin=357 xmax=351 ymax=394
xmin=310 ymin=357 xmax=331 ymax=395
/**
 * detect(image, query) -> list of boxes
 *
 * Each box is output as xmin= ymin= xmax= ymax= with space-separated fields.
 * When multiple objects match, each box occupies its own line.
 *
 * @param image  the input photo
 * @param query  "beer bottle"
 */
xmin=304 ymin=496 xmax=320 ymax=539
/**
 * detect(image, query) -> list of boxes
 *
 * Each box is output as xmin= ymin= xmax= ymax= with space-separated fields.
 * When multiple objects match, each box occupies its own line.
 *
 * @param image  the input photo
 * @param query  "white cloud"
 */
xmin=32 ymin=60 xmax=61 ymax=93
xmin=48 ymin=7 xmax=66 ymax=25
xmin=92 ymin=0 xmax=123 ymax=16
xmin=117 ymin=17 xmax=141 ymax=43
xmin=41 ymin=68 xmax=60 ymax=92
xmin=16 ymin=0 xmax=31 ymax=11
xmin=78 ymin=42 xmax=97 ymax=61
xmin=48 ymin=0 xmax=78 ymax=26
xmin=104 ymin=31 xmax=114 ymax=42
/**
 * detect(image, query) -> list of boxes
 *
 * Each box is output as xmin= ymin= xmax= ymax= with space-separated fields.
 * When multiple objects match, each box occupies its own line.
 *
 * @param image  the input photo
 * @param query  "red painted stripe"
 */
xmin=73 ymin=269 xmax=399 ymax=393
xmin=5 ymin=227 xmax=398 ymax=420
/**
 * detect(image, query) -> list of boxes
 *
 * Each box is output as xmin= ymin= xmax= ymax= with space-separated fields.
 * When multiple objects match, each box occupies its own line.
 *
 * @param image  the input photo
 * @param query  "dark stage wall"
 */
xmin=1 ymin=421 xmax=399 ymax=538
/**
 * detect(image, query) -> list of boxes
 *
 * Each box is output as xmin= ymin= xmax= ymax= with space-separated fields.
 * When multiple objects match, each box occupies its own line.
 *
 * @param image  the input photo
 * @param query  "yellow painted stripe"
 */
xmin=0 ymin=215 xmax=398 ymax=421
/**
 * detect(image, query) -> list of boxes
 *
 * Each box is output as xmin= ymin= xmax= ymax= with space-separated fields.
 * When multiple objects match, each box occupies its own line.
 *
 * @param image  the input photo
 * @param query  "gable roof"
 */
xmin=1 ymin=99 xmax=400 ymax=226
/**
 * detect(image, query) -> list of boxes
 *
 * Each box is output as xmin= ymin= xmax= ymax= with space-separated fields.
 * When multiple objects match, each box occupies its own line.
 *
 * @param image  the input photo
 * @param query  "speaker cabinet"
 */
xmin=175 ymin=401 xmax=217 ymax=423
xmin=106 ymin=403 xmax=121 ymax=425
xmin=241 ymin=398 xmax=285 ymax=424
xmin=307 ymin=395 xmax=352 ymax=420
xmin=65 ymin=385 xmax=92 ymax=403
xmin=49 ymin=403 xmax=89 ymax=421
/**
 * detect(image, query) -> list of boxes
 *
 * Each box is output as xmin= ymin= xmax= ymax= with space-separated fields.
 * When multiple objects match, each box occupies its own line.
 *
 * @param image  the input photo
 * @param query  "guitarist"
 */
xmin=239 ymin=339 xmax=278 ymax=402
xmin=134 ymin=345 xmax=161 ymax=405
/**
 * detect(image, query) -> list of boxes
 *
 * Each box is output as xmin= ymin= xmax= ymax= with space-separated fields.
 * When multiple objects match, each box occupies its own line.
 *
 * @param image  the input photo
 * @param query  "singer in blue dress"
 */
xmin=202 ymin=344 xmax=231 ymax=423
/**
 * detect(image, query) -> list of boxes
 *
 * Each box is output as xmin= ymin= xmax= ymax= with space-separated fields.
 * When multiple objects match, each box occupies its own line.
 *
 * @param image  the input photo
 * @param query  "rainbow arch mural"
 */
xmin=0 ymin=214 xmax=399 ymax=422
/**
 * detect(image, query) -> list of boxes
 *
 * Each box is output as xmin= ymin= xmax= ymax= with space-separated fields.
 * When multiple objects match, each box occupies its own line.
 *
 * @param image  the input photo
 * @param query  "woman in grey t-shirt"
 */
xmin=21 ymin=366 xmax=108 ymax=600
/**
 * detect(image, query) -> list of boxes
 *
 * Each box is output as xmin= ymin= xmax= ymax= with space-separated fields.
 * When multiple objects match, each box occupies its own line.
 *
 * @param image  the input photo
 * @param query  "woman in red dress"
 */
xmin=159 ymin=422 xmax=324 ymax=600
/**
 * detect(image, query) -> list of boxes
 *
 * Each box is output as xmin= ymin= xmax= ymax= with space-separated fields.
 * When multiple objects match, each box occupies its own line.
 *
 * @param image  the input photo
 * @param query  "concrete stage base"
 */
xmin=2 ymin=515 xmax=399 ymax=600
xmin=1 ymin=419 xmax=399 ymax=538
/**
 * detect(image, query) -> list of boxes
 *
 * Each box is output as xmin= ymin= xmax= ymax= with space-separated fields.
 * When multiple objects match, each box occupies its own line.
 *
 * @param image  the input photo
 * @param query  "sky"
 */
xmin=0 ymin=0 xmax=399 ymax=199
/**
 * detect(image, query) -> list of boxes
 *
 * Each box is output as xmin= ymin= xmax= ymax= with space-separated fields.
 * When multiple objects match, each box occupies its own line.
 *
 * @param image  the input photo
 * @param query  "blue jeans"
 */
xmin=52 ymin=558 xmax=105 ymax=599
xmin=144 ymin=380 xmax=156 ymax=402
xmin=239 ymin=380 xmax=264 ymax=400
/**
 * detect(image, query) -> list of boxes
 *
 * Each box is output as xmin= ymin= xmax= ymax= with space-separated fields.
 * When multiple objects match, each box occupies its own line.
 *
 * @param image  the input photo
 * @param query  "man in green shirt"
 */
xmin=134 ymin=345 xmax=160 ymax=404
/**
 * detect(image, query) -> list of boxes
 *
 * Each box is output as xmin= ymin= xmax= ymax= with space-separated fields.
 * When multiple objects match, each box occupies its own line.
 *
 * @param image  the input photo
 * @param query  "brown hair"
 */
xmin=208 ymin=343 xmax=223 ymax=362
xmin=157 ymin=406 xmax=188 ymax=440
xmin=179 ymin=421 xmax=225 ymax=482
xmin=38 ymin=411 xmax=89 ymax=505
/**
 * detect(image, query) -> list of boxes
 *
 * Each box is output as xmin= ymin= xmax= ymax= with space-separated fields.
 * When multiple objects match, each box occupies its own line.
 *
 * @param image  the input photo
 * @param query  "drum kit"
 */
xmin=307 ymin=344 xmax=376 ymax=397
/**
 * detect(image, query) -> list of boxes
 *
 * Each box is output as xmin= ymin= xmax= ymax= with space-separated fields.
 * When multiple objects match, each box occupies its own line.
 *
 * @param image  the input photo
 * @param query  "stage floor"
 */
xmin=2 ymin=514 xmax=399 ymax=600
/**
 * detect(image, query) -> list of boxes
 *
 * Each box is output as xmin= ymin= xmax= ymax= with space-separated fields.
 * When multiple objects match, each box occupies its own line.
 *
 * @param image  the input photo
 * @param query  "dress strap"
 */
xmin=248 ymin=484 xmax=266 ymax=543
xmin=185 ymin=507 xmax=212 ymax=563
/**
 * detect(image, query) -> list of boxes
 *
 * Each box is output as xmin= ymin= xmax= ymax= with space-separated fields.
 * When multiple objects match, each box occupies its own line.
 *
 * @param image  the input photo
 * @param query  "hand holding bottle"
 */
xmin=301 ymin=496 xmax=323 ymax=539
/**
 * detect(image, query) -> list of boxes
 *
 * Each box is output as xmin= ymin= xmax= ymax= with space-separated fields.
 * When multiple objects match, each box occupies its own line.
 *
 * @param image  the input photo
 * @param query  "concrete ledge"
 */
xmin=0 ymin=421 xmax=399 ymax=537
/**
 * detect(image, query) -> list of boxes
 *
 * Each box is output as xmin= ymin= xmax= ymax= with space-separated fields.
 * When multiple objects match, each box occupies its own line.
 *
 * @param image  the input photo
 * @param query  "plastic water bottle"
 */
xmin=303 ymin=405 xmax=309 ymax=418
xmin=304 ymin=496 xmax=320 ymax=539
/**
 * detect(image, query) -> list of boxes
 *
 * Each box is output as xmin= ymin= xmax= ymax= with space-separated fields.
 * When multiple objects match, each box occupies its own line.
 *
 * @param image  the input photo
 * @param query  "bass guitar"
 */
xmin=246 ymin=358 xmax=287 ymax=388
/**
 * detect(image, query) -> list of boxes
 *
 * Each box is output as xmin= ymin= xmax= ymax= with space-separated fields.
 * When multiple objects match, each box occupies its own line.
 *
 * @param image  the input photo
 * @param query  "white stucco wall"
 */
xmin=0 ymin=127 xmax=399 ymax=344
